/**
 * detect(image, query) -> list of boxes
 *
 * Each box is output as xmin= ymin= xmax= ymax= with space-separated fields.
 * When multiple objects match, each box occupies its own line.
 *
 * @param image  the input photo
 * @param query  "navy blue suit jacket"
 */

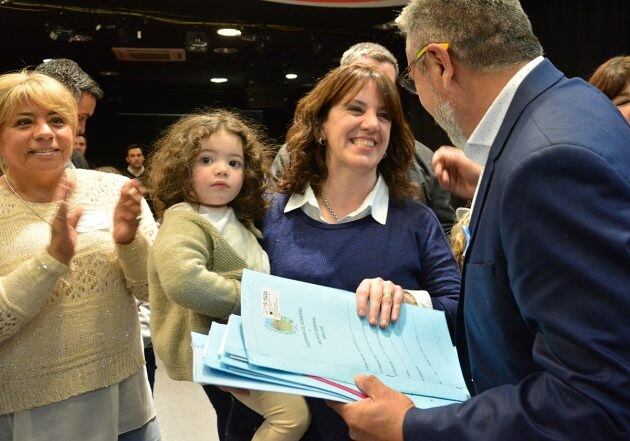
xmin=403 ymin=59 xmax=630 ymax=439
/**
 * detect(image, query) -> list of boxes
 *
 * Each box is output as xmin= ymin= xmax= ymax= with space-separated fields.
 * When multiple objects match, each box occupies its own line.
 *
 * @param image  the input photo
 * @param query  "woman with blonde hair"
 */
xmin=0 ymin=71 xmax=159 ymax=440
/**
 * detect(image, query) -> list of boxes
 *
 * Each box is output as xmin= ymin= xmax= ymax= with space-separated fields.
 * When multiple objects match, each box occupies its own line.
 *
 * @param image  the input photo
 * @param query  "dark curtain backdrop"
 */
xmin=80 ymin=0 xmax=629 ymax=168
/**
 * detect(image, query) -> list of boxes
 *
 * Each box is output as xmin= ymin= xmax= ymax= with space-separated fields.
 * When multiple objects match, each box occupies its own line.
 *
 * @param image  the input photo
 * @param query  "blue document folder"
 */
xmin=193 ymin=324 xmax=462 ymax=408
xmin=216 ymin=315 xmax=366 ymax=402
xmin=193 ymin=326 xmax=344 ymax=401
xmin=239 ymin=270 xmax=470 ymax=402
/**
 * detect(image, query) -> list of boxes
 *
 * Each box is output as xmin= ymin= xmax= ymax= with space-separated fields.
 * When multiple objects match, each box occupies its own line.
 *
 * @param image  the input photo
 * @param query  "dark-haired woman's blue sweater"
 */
xmin=261 ymin=193 xmax=460 ymax=332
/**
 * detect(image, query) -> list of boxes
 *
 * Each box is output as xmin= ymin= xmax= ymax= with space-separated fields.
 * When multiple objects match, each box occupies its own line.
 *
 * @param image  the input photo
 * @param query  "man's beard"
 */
xmin=428 ymin=85 xmax=468 ymax=149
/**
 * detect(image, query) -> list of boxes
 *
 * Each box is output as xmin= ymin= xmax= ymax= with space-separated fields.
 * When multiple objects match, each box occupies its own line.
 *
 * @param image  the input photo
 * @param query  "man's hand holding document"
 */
xmin=192 ymin=270 xmax=470 ymax=408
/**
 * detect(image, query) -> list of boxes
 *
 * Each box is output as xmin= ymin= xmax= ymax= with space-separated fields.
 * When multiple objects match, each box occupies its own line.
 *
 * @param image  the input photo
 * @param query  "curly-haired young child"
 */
xmin=147 ymin=109 xmax=310 ymax=441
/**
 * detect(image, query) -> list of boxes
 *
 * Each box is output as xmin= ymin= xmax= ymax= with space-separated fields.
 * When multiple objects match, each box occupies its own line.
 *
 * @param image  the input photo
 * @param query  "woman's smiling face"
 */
xmin=0 ymin=101 xmax=73 ymax=177
xmin=322 ymin=79 xmax=391 ymax=175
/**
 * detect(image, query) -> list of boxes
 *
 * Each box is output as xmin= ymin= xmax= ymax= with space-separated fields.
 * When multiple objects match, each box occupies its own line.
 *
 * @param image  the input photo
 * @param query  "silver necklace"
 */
xmin=3 ymin=172 xmax=70 ymax=226
xmin=320 ymin=192 xmax=340 ymax=222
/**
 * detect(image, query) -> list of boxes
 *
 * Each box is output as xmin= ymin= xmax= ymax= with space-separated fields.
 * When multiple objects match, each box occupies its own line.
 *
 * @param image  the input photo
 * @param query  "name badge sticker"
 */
xmin=76 ymin=208 xmax=112 ymax=233
xmin=261 ymin=288 xmax=281 ymax=320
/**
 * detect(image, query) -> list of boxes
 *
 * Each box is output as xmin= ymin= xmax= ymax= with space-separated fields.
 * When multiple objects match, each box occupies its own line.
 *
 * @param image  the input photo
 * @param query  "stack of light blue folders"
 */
xmin=192 ymin=269 xmax=470 ymax=409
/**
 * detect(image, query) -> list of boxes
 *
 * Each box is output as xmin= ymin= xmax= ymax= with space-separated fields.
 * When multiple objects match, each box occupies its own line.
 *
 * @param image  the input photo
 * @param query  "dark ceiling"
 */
xmin=1 ymin=0 xmax=628 ymax=168
xmin=1 ymin=0 xmax=407 ymax=109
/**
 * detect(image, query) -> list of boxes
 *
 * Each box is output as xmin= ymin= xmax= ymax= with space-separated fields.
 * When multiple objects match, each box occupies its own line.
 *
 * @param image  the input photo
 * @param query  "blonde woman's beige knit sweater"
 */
xmin=0 ymin=169 xmax=156 ymax=414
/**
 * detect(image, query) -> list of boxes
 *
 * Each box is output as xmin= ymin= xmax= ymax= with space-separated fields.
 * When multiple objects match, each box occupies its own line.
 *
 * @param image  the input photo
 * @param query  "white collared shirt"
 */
xmin=284 ymin=175 xmax=389 ymax=225
xmin=126 ymin=165 xmax=145 ymax=178
xmin=284 ymin=176 xmax=432 ymax=308
xmin=466 ymin=56 xmax=544 ymax=212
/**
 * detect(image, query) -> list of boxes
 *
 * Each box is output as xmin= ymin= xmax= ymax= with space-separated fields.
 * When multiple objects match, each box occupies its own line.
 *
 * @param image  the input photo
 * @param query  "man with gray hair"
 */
xmin=330 ymin=1 xmax=630 ymax=440
xmin=339 ymin=42 xmax=399 ymax=78
xmin=36 ymin=58 xmax=104 ymax=168
xmin=271 ymin=41 xmax=456 ymax=233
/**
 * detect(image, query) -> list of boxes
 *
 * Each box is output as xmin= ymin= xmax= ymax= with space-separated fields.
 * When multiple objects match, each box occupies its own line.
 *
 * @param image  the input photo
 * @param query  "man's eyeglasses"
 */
xmin=398 ymin=43 xmax=449 ymax=95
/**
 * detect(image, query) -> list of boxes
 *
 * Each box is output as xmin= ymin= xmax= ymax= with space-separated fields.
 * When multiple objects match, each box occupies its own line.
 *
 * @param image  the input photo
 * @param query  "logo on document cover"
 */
xmin=264 ymin=316 xmax=296 ymax=334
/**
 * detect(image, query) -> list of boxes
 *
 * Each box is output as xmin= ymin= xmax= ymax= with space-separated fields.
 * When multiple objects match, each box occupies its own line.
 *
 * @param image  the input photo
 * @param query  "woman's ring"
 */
xmin=382 ymin=290 xmax=393 ymax=300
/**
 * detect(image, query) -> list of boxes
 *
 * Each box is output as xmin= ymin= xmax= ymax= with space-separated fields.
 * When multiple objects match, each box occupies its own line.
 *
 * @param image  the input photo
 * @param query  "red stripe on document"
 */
xmin=308 ymin=375 xmax=368 ymax=399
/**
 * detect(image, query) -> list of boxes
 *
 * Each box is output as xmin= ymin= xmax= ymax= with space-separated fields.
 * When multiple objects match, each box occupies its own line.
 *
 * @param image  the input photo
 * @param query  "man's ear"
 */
xmin=425 ymin=43 xmax=456 ymax=92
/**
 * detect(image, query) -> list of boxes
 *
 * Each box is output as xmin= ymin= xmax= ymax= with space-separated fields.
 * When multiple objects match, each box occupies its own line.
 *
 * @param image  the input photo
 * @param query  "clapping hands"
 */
xmin=113 ymin=179 xmax=145 ymax=245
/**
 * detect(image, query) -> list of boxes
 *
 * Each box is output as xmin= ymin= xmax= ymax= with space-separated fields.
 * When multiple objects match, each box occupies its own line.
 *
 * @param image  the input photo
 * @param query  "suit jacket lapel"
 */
xmin=457 ymin=59 xmax=565 ymax=394
xmin=465 ymin=59 xmax=564 ymax=258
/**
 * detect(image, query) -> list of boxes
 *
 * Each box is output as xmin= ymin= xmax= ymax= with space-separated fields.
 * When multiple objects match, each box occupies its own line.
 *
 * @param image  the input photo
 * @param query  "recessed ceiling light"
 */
xmin=69 ymin=34 xmax=92 ymax=43
xmin=213 ymin=47 xmax=239 ymax=54
xmin=217 ymin=28 xmax=241 ymax=37
xmin=42 ymin=58 xmax=52 ymax=63
xmin=210 ymin=77 xmax=228 ymax=83
xmin=285 ymin=73 xmax=298 ymax=80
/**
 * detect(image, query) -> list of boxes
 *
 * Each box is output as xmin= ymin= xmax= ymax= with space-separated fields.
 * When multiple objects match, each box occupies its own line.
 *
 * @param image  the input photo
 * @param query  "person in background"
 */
xmin=0 ymin=71 xmax=159 ymax=440
xmin=331 ymin=1 xmax=630 ymax=440
xmin=271 ymin=42 xmax=456 ymax=234
xmin=147 ymin=110 xmax=310 ymax=441
xmin=73 ymin=133 xmax=94 ymax=169
xmin=263 ymin=64 xmax=460 ymax=440
xmin=124 ymin=144 xmax=156 ymax=222
xmin=35 ymin=58 xmax=103 ymax=169
xmin=124 ymin=144 xmax=147 ymax=181
xmin=75 ymin=133 xmax=87 ymax=155
xmin=589 ymin=55 xmax=630 ymax=122
xmin=121 ymin=143 xmax=155 ymax=385
xmin=448 ymin=207 xmax=471 ymax=270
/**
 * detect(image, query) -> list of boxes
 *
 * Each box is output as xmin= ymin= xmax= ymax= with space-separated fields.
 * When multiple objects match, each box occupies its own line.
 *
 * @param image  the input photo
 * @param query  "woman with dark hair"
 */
xmin=263 ymin=64 xmax=461 ymax=440
xmin=589 ymin=55 xmax=630 ymax=122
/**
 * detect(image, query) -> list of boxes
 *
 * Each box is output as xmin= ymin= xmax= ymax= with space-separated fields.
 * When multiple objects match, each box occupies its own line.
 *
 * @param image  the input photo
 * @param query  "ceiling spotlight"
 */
xmin=48 ymin=24 xmax=74 ymax=42
xmin=46 ymin=23 xmax=92 ymax=43
xmin=210 ymin=77 xmax=228 ymax=83
xmin=285 ymin=73 xmax=298 ymax=80
xmin=186 ymin=31 xmax=208 ymax=53
xmin=42 ymin=58 xmax=52 ymax=63
xmin=213 ymin=47 xmax=239 ymax=54
xmin=217 ymin=28 xmax=241 ymax=37
xmin=69 ymin=34 xmax=92 ymax=43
